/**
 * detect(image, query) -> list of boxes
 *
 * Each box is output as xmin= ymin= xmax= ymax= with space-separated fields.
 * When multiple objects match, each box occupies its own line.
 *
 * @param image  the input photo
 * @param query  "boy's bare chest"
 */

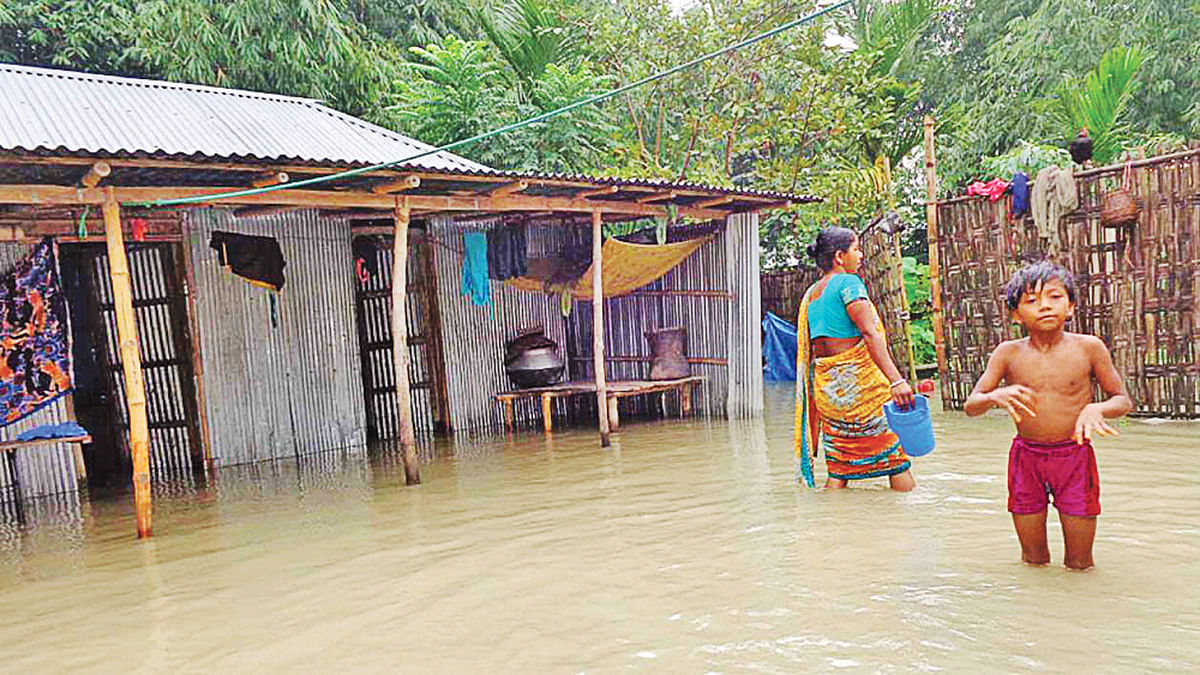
xmin=1007 ymin=348 xmax=1092 ymax=395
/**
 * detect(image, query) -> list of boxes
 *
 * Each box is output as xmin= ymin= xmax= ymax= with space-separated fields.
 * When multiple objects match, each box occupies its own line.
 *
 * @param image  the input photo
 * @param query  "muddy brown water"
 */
xmin=1 ymin=385 xmax=1197 ymax=671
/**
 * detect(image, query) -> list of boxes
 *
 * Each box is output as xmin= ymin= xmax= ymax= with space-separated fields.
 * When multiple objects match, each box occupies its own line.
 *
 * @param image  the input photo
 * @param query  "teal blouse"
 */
xmin=807 ymin=273 xmax=869 ymax=338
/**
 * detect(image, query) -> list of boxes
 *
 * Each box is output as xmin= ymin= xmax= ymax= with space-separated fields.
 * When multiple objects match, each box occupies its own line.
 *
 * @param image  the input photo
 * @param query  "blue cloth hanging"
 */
xmin=460 ymin=231 xmax=492 ymax=308
xmin=762 ymin=311 xmax=798 ymax=382
xmin=1011 ymin=171 xmax=1030 ymax=218
xmin=15 ymin=421 xmax=89 ymax=442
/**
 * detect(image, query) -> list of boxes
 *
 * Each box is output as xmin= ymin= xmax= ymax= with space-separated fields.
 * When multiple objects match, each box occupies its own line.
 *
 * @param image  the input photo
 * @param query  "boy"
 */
xmin=965 ymin=261 xmax=1132 ymax=570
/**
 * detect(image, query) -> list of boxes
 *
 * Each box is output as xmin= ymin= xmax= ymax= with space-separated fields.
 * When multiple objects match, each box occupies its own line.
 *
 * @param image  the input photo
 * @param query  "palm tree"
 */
xmin=1058 ymin=45 xmax=1147 ymax=166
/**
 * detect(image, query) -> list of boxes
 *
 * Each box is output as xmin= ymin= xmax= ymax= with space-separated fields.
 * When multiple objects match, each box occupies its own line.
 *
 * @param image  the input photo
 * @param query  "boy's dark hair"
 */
xmin=805 ymin=226 xmax=857 ymax=272
xmin=1004 ymin=260 xmax=1076 ymax=310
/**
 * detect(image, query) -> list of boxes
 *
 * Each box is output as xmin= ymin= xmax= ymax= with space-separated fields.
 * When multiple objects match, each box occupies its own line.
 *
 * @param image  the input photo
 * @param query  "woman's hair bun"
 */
xmin=805 ymin=242 xmax=818 ymax=259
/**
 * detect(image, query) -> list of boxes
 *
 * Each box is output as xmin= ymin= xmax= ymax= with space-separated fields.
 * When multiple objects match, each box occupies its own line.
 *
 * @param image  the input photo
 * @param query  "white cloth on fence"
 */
xmin=1030 ymin=165 xmax=1078 ymax=256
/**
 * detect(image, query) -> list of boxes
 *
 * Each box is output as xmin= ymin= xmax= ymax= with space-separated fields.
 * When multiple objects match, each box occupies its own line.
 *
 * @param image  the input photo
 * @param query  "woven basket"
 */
xmin=1100 ymin=163 xmax=1139 ymax=228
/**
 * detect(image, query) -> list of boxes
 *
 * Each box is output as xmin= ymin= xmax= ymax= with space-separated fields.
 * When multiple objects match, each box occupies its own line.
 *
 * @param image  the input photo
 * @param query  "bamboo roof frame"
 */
xmin=0 ymin=153 xmax=816 ymax=224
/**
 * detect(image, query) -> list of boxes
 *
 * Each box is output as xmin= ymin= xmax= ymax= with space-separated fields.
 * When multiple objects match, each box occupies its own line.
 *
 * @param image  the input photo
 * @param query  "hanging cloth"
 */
xmin=0 ymin=238 xmax=73 ymax=427
xmin=209 ymin=231 xmax=286 ymax=291
xmin=506 ymin=236 xmax=709 ymax=299
xmin=460 ymin=231 xmax=492 ymax=308
xmin=1010 ymin=171 xmax=1030 ymax=218
xmin=487 ymin=223 xmax=527 ymax=281
xmin=1031 ymin=166 xmax=1078 ymax=256
xmin=966 ymin=177 xmax=1011 ymax=201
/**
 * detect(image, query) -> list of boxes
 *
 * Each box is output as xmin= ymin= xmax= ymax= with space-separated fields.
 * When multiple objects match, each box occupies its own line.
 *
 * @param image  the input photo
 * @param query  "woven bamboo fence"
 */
xmin=934 ymin=147 xmax=1200 ymax=417
xmin=760 ymin=225 xmax=914 ymax=379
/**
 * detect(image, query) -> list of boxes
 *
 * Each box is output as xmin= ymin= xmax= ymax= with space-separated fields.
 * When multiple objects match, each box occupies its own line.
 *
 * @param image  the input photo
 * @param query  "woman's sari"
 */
xmin=794 ymin=286 xmax=910 ymax=487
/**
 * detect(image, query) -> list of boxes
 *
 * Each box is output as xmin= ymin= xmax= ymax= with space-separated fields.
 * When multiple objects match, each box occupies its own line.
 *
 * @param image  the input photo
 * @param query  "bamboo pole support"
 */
xmin=923 ymin=116 xmax=948 ymax=381
xmin=393 ymin=196 xmax=420 ymax=485
xmin=883 ymin=157 xmax=918 ymax=382
xmin=591 ymin=210 xmax=611 ymax=447
xmin=81 ymin=161 xmax=111 ymax=188
xmin=102 ymin=190 xmax=152 ymax=538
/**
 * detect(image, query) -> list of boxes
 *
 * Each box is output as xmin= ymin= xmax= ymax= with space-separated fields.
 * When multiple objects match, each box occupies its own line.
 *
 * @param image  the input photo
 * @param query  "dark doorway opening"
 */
xmin=60 ymin=243 xmax=203 ymax=487
xmin=352 ymin=225 xmax=449 ymax=440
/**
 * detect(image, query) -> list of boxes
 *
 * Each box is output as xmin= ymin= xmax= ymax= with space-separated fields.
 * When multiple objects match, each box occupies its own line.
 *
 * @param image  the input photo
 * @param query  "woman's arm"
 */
xmin=846 ymin=299 xmax=914 ymax=408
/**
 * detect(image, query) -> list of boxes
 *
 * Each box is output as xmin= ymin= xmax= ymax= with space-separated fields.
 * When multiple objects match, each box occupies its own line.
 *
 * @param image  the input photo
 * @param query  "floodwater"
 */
xmin=1 ymin=385 xmax=1198 ymax=672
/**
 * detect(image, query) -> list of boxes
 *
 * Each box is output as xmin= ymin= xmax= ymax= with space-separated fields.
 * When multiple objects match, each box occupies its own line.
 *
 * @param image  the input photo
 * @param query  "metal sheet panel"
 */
xmin=186 ymin=209 xmax=366 ymax=465
xmin=0 ymin=243 xmax=79 ymax=499
xmin=430 ymin=216 xmax=570 ymax=431
xmin=0 ymin=64 xmax=486 ymax=172
xmin=723 ymin=213 xmax=764 ymax=418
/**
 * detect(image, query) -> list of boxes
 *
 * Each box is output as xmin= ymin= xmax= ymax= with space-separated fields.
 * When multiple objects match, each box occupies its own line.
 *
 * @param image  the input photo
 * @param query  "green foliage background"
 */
xmin=1 ymin=0 xmax=1195 ymax=282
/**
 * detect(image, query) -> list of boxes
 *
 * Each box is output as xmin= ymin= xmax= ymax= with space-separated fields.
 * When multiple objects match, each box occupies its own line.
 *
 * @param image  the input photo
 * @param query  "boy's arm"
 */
xmin=1072 ymin=337 xmax=1133 ymax=443
xmin=1086 ymin=337 xmax=1133 ymax=417
xmin=965 ymin=343 xmax=1037 ymax=421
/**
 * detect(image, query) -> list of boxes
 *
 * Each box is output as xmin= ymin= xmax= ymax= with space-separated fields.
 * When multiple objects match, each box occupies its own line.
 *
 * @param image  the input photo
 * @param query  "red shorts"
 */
xmin=1007 ymin=437 xmax=1101 ymax=518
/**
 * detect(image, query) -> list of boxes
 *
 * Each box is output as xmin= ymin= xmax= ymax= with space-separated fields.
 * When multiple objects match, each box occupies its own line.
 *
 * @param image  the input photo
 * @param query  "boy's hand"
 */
xmin=987 ymin=385 xmax=1038 ymax=423
xmin=1073 ymin=403 xmax=1120 ymax=444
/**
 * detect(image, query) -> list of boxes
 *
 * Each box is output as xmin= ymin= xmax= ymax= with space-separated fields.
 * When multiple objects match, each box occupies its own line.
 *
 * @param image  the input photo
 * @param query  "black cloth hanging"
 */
xmin=209 ymin=231 xmax=287 ymax=291
xmin=486 ymin=224 xmax=527 ymax=281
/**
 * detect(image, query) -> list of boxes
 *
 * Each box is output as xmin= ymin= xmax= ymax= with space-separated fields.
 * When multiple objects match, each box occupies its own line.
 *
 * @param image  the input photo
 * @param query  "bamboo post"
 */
xmin=883 ymin=157 xmax=918 ymax=382
xmin=591 ymin=210 xmax=611 ymax=447
xmin=924 ymin=116 xmax=949 ymax=382
xmin=393 ymin=197 xmax=420 ymax=485
xmin=102 ymin=190 xmax=152 ymax=538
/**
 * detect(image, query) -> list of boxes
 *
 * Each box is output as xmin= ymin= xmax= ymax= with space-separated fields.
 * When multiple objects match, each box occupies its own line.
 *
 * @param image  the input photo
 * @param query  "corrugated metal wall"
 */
xmin=0 ymin=242 xmax=81 ymax=500
xmin=571 ymin=213 xmax=762 ymax=418
xmin=431 ymin=213 xmax=765 ymax=432
xmin=186 ymin=209 xmax=366 ymax=465
xmin=430 ymin=216 xmax=571 ymax=431
xmin=723 ymin=213 xmax=764 ymax=418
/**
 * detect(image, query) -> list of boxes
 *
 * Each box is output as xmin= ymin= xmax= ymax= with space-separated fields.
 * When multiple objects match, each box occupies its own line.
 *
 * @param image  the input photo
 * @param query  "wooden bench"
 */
xmin=495 ymin=375 xmax=705 ymax=433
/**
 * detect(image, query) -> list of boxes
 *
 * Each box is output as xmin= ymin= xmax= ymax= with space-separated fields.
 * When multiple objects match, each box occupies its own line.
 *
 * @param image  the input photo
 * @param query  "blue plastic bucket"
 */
xmin=883 ymin=395 xmax=935 ymax=457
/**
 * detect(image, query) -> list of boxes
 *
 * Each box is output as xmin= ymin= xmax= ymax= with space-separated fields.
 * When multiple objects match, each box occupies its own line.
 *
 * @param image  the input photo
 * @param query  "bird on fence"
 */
xmin=1068 ymin=128 xmax=1093 ymax=165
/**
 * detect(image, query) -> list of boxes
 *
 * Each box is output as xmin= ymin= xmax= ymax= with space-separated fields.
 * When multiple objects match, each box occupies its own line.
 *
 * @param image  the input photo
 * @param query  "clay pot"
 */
xmin=645 ymin=326 xmax=689 ymax=381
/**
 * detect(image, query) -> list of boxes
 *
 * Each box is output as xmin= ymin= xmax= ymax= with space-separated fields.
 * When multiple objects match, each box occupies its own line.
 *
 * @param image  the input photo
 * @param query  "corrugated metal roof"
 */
xmin=0 ymin=63 xmax=821 ymax=205
xmin=0 ymin=63 xmax=488 ymax=173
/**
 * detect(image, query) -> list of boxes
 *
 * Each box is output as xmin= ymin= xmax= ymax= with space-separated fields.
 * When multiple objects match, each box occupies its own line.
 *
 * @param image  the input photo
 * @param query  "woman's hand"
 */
xmin=890 ymin=380 xmax=915 ymax=410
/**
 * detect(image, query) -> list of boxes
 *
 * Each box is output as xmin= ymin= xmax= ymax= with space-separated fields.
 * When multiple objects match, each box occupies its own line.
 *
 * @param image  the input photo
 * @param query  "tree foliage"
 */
xmin=0 ymin=0 xmax=1194 ymax=267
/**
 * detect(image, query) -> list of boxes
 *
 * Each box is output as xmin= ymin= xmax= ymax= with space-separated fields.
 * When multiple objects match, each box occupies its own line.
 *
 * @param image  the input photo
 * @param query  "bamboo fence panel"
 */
xmin=935 ymin=147 xmax=1200 ymax=417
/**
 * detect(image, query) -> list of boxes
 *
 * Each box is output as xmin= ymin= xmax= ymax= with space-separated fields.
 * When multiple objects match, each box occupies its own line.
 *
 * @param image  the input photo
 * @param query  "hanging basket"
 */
xmin=1100 ymin=162 xmax=1139 ymax=228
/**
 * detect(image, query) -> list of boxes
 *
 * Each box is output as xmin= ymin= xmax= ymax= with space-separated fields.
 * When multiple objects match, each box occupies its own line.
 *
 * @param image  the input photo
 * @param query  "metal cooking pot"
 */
xmin=505 ymin=345 xmax=564 ymax=388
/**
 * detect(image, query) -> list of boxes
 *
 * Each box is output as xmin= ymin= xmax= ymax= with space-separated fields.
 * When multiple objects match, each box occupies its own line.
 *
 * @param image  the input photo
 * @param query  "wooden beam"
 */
xmin=924 ymin=115 xmax=949 ymax=382
xmin=102 ymin=189 xmax=153 ymax=538
xmin=485 ymin=180 xmax=529 ymax=197
xmin=575 ymin=185 xmax=619 ymax=199
xmin=80 ymin=161 xmax=111 ymax=189
xmin=693 ymin=195 xmax=734 ymax=209
xmin=636 ymin=191 xmax=677 ymax=204
xmin=233 ymin=205 xmax=302 ymax=219
xmin=591 ymin=209 xmax=611 ymax=447
xmin=249 ymin=171 xmax=288 ymax=188
xmin=372 ymin=175 xmax=421 ymax=195
xmin=393 ymin=196 xmax=420 ymax=485
xmin=0 ymin=185 xmax=731 ymax=220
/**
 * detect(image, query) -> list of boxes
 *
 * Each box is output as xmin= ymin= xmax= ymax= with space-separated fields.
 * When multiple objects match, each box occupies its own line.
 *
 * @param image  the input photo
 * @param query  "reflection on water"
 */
xmin=1 ymin=384 xmax=1197 ymax=671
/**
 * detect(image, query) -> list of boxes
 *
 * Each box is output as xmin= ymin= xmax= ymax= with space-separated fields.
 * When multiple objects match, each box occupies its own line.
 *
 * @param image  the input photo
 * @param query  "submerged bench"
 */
xmin=495 ymin=375 xmax=705 ymax=433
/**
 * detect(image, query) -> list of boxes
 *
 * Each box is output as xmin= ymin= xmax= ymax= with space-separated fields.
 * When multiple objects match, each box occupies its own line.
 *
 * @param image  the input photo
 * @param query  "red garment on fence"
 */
xmin=966 ymin=178 xmax=1011 ymax=202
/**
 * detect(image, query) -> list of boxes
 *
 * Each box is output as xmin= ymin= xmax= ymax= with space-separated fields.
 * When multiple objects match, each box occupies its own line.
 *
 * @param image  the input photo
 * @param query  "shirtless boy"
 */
xmin=965 ymin=261 xmax=1132 ymax=570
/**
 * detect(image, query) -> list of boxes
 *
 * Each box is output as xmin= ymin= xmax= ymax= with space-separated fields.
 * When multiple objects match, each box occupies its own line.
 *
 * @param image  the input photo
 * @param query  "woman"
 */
xmin=794 ymin=226 xmax=916 ymax=491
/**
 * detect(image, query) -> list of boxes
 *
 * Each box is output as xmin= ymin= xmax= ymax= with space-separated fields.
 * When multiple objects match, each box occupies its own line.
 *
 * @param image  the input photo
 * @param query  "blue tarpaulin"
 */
xmin=762 ymin=311 xmax=797 ymax=381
